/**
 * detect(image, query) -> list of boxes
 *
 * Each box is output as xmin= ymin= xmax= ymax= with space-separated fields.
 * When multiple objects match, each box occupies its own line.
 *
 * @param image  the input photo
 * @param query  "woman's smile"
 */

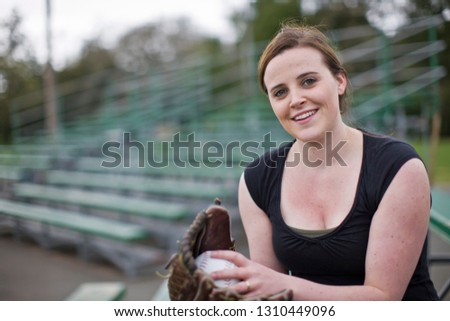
xmin=292 ymin=109 xmax=318 ymax=123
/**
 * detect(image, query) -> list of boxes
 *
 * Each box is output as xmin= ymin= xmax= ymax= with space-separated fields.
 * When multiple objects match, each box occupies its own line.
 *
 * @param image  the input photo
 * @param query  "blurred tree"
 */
xmin=231 ymin=0 xmax=449 ymax=136
xmin=252 ymin=0 xmax=302 ymax=43
xmin=303 ymin=1 xmax=369 ymax=31
xmin=301 ymin=1 xmax=374 ymax=76
xmin=59 ymin=39 xmax=115 ymax=79
xmin=55 ymin=39 xmax=117 ymax=124
xmin=437 ymin=19 xmax=450 ymax=136
xmin=0 ymin=9 xmax=41 ymax=143
xmin=324 ymin=0 xmax=450 ymax=135
xmin=383 ymin=0 xmax=450 ymax=136
xmin=407 ymin=0 xmax=450 ymax=136
xmin=113 ymin=18 xmax=222 ymax=74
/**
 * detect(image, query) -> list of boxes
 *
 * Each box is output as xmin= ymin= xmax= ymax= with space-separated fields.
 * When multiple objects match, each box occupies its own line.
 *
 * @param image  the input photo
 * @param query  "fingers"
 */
xmin=212 ymin=280 xmax=253 ymax=297
xmin=230 ymin=280 xmax=252 ymax=294
xmin=244 ymin=280 xmax=251 ymax=293
xmin=209 ymin=250 xmax=254 ymax=294
xmin=210 ymin=250 xmax=247 ymax=266
xmin=210 ymin=263 xmax=244 ymax=281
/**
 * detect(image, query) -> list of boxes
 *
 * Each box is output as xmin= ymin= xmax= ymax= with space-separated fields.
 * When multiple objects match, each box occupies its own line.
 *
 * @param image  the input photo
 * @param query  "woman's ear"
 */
xmin=336 ymin=72 xmax=347 ymax=96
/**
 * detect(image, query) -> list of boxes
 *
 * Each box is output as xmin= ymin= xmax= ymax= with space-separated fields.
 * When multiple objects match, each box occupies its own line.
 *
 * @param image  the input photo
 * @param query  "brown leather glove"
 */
xmin=165 ymin=199 xmax=293 ymax=301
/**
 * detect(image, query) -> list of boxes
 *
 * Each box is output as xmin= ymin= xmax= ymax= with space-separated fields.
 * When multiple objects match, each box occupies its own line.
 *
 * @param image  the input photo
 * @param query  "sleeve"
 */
xmin=243 ymin=143 xmax=290 ymax=215
xmin=243 ymin=154 xmax=268 ymax=213
xmin=367 ymin=138 xmax=423 ymax=211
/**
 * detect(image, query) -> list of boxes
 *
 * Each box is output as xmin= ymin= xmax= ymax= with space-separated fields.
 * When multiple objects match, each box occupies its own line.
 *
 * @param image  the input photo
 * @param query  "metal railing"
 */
xmin=8 ymin=15 xmax=446 ymax=148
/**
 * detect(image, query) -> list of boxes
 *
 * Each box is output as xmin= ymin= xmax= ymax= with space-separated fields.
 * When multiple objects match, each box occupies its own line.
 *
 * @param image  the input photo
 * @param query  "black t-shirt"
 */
xmin=244 ymin=131 xmax=438 ymax=300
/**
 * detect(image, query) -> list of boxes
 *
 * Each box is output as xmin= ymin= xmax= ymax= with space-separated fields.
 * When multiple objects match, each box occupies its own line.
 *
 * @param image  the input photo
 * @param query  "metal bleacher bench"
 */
xmin=0 ymin=198 xmax=166 ymax=276
xmin=43 ymin=169 xmax=235 ymax=201
xmin=65 ymin=281 xmax=127 ymax=301
xmin=12 ymin=183 xmax=193 ymax=251
xmin=75 ymin=156 xmax=243 ymax=181
xmin=0 ymin=165 xmax=23 ymax=181
xmin=429 ymin=187 xmax=450 ymax=300
xmin=13 ymin=183 xmax=191 ymax=220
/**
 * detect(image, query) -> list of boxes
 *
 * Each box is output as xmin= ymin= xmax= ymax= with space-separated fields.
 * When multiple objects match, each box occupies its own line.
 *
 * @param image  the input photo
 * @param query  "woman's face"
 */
xmin=263 ymin=46 xmax=347 ymax=143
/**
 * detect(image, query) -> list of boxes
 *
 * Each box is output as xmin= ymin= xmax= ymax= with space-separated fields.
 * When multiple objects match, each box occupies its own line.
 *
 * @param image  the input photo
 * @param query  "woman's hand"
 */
xmin=209 ymin=250 xmax=290 ymax=296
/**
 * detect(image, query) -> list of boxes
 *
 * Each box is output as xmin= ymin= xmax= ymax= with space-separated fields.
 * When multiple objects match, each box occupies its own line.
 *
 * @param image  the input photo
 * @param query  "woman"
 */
xmin=211 ymin=23 xmax=438 ymax=300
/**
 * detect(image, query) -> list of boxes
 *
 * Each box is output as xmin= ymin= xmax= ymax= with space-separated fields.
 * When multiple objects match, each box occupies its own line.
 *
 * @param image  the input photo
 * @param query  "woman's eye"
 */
xmin=302 ymin=78 xmax=316 ymax=86
xmin=274 ymin=89 xmax=287 ymax=97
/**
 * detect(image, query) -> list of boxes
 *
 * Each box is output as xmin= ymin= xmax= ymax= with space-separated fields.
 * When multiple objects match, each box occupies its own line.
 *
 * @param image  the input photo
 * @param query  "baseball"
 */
xmin=195 ymin=251 xmax=240 ymax=287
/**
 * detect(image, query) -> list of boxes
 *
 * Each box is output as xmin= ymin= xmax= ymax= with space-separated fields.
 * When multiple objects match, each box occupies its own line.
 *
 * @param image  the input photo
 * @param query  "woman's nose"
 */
xmin=289 ymin=89 xmax=305 ymax=109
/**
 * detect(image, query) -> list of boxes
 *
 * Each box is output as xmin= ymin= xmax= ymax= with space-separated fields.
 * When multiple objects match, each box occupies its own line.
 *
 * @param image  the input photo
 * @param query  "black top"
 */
xmin=244 ymin=131 xmax=438 ymax=300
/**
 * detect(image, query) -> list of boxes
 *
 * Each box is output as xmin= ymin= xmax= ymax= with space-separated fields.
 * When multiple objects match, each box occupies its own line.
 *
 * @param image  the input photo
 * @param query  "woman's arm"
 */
xmin=362 ymin=157 xmax=431 ymax=299
xmin=237 ymin=173 xmax=287 ymax=273
xmin=212 ymin=159 xmax=431 ymax=300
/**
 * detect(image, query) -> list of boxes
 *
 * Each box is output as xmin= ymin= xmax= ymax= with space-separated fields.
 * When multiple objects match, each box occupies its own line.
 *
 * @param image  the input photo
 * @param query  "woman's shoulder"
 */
xmin=362 ymin=130 xmax=420 ymax=161
xmin=245 ymin=140 xmax=294 ymax=172
xmin=360 ymin=130 xmax=424 ymax=206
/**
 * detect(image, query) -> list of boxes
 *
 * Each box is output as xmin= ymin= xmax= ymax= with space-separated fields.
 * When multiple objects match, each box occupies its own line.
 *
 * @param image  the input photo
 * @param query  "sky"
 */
xmin=1 ymin=0 xmax=249 ymax=69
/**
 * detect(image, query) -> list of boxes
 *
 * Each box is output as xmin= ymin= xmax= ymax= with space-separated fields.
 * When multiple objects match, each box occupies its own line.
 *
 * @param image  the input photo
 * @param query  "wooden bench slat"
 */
xmin=0 ymin=154 xmax=52 ymax=169
xmin=76 ymin=157 xmax=243 ymax=180
xmin=0 ymin=199 xmax=149 ymax=242
xmin=429 ymin=188 xmax=450 ymax=300
xmin=45 ymin=170 xmax=234 ymax=199
xmin=13 ymin=183 xmax=190 ymax=220
xmin=0 ymin=198 xmax=166 ymax=275
xmin=0 ymin=165 xmax=22 ymax=180
xmin=65 ymin=282 xmax=126 ymax=301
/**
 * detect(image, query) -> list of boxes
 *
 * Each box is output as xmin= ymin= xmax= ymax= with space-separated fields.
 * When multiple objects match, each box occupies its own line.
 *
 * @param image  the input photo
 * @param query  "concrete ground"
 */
xmin=0 ymin=220 xmax=249 ymax=301
xmin=0 ymin=226 xmax=448 ymax=301
xmin=0 ymin=233 xmax=164 ymax=300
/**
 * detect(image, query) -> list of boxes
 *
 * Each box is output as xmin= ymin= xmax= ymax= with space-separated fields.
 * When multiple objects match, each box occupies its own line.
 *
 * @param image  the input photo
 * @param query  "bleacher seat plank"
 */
xmin=0 ymin=199 xmax=149 ymax=242
xmin=75 ymin=157 xmax=243 ymax=180
xmin=0 ymin=199 xmax=166 ymax=275
xmin=430 ymin=187 xmax=450 ymax=242
xmin=65 ymin=282 xmax=126 ymax=301
xmin=13 ymin=183 xmax=190 ymax=221
xmin=429 ymin=187 xmax=450 ymax=300
xmin=44 ymin=170 xmax=234 ymax=200
xmin=0 ymin=154 xmax=52 ymax=170
xmin=0 ymin=165 xmax=22 ymax=181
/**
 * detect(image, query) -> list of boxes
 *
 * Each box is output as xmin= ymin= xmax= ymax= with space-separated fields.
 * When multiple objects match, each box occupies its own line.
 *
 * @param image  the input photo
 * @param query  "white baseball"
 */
xmin=195 ymin=251 xmax=240 ymax=287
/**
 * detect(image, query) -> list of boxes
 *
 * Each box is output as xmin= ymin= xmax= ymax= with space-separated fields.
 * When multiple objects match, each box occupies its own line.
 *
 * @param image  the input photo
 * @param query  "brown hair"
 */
xmin=257 ymin=23 xmax=352 ymax=114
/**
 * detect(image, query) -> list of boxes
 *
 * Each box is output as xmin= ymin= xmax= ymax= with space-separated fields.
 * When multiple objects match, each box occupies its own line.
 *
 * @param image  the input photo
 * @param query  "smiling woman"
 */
xmin=208 ymin=23 xmax=440 ymax=301
xmin=263 ymin=46 xmax=347 ymax=144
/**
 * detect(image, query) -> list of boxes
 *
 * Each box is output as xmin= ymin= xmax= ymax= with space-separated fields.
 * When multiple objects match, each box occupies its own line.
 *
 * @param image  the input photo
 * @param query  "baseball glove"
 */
xmin=165 ymin=198 xmax=293 ymax=301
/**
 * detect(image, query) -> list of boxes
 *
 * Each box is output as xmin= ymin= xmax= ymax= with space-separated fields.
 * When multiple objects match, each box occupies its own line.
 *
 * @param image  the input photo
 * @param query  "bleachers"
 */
xmin=44 ymin=170 xmax=236 ymax=201
xmin=65 ymin=282 xmax=127 ymax=301
xmin=0 ymin=146 xmax=241 ymax=276
xmin=429 ymin=187 xmax=450 ymax=300
xmin=1 ymin=16 xmax=447 ymax=283
xmin=0 ymin=198 xmax=163 ymax=276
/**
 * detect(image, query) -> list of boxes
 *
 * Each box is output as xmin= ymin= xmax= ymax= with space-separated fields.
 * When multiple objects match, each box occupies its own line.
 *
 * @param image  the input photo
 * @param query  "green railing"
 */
xmin=8 ymin=15 xmax=446 ymax=149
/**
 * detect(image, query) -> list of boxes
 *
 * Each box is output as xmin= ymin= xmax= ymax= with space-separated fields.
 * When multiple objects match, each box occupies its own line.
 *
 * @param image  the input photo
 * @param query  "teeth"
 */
xmin=294 ymin=110 xmax=315 ymax=121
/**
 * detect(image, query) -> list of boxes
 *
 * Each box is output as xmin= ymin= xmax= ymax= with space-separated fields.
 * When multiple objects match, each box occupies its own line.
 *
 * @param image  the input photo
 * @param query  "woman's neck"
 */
xmin=290 ymin=125 xmax=356 ymax=169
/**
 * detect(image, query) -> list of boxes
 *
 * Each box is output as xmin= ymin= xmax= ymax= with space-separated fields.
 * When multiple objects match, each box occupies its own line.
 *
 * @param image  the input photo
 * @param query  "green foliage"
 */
xmin=413 ymin=138 xmax=450 ymax=184
xmin=113 ymin=18 xmax=223 ymax=73
xmin=406 ymin=0 xmax=450 ymax=136
xmin=300 ymin=0 xmax=450 ymax=136
xmin=2 ymin=1 xmax=450 ymax=144
xmin=436 ymin=20 xmax=450 ymax=136
xmin=252 ymin=0 xmax=302 ymax=43
xmin=0 ymin=9 xmax=41 ymax=144
xmin=59 ymin=40 xmax=115 ymax=80
xmin=303 ymin=1 xmax=369 ymax=30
